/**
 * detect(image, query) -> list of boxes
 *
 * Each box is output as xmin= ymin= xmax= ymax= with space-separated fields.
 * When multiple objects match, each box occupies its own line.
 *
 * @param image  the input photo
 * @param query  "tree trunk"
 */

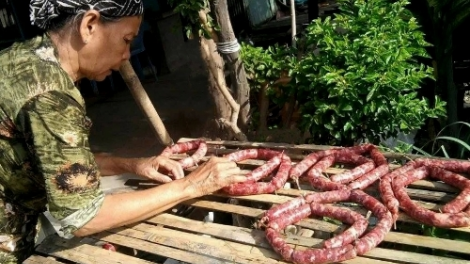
xmin=434 ymin=20 xmax=458 ymax=138
xmin=210 ymin=0 xmax=251 ymax=132
xmin=258 ymin=83 xmax=269 ymax=132
xmin=200 ymin=37 xmax=237 ymax=140
xmin=195 ymin=8 xmax=247 ymax=141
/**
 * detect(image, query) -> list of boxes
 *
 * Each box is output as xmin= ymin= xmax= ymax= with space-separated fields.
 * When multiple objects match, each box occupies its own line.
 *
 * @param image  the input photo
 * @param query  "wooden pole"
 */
xmin=290 ymin=0 xmax=297 ymax=48
xmin=119 ymin=60 xmax=174 ymax=146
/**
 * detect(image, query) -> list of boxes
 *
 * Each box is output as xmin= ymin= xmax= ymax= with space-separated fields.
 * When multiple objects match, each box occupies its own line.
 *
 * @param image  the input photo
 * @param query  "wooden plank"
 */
xmin=23 ymin=255 xmax=66 ymax=264
xmin=180 ymin=198 xmax=470 ymax=255
xmin=93 ymin=231 xmax=232 ymax=264
xmin=147 ymin=213 xmax=468 ymax=264
xmin=105 ymin=223 xmax=283 ymax=264
xmin=35 ymin=235 xmax=154 ymax=264
xmin=285 ymin=236 xmax=469 ymax=264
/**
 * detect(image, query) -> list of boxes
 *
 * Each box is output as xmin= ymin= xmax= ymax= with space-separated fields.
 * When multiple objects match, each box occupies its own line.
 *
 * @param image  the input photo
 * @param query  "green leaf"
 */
xmin=366 ymin=87 xmax=376 ymax=102
xmin=400 ymin=122 xmax=408 ymax=130
xmin=343 ymin=122 xmax=353 ymax=132
xmin=434 ymin=136 xmax=470 ymax=153
xmin=341 ymin=104 xmax=353 ymax=111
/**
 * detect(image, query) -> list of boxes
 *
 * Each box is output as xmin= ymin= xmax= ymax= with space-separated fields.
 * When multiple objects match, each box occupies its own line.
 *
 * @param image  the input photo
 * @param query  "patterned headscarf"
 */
xmin=30 ymin=0 xmax=144 ymax=30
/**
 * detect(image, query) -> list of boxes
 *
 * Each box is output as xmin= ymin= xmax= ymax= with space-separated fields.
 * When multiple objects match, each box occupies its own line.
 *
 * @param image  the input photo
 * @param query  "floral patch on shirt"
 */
xmin=54 ymin=163 xmax=99 ymax=194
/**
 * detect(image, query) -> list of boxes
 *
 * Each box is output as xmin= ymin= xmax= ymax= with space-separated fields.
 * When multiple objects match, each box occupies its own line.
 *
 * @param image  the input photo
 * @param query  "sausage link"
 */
xmin=334 ymin=151 xmax=372 ymax=165
xmin=245 ymin=155 xmax=282 ymax=182
xmin=370 ymin=147 xmax=388 ymax=166
xmin=415 ymin=158 xmax=470 ymax=174
xmin=224 ymin=148 xmax=283 ymax=162
xmin=291 ymin=245 xmax=356 ymax=264
xmin=442 ymin=188 xmax=470 ymax=214
xmin=267 ymin=204 xmax=312 ymax=231
xmin=305 ymin=189 xmax=353 ymax=204
xmin=349 ymin=190 xmax=393 ymax=255
xmin=330 ymin=161 xmax=375 ymax=184
xmin=307 ymin=156 xmax=346 ymax=191
xmin=348 ymin=164 xmax=390 ymax=190
xmin=392 ymin=172 xmax=470 ymax=228
xmin=289 ymin=149 xmax=340 ymax=180
xmin=427 ymin=166 xmax=470 ymax=214
xmin=290 ymin=143 xmax=375 ymax=181
xmin=261 ymin=196 xmax=306 ymax=224
xmin=379 ymin=161 xmax=419 ymax=223
xmin=161 ymin=140 xmax=208 ymax=169
xmin=308 ymin=203 xmax=368 ymax=248
xmin=223 ymin=155 xmax=292 ymax=195
xmin=427 ymin=166 xmax=470 ymax=189
xmin=265 ymin=228 xmax=294 ymax=262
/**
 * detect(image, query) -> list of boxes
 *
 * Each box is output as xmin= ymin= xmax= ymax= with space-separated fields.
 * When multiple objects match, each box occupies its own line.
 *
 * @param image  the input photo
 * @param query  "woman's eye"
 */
xmin=124 ymin=39 xmax=132 ymax=44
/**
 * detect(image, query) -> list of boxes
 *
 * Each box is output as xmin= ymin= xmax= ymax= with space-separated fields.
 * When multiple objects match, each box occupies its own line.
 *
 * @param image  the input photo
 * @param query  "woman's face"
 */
xmin=78 ymin=12 xmax=142 ymax=81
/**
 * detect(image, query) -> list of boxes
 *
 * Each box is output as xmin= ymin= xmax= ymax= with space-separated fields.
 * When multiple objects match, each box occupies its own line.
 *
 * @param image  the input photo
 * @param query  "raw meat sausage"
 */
xmin=379 ymin=161 xmax=419 ymax=224
xmin=348 ymin=190 xmax=393 ymax=255
xmin=348 ymin=164 xmax=390 ymax=190
xmin=307 ymin=156 xmax=346 ymax=191
xmin=222 ymin=149 xmax=292 ymax=195
xmin=392 ymin=168 xmax=470 ymax=228
xmin=161 ymin=139 xmax=208 ymax=169
xmin=330 ymin=161 xmax=375 ymax=184
xmin=263 ymin=189 xmax=392 ymax=263
xmin=309 ymin=203 xmax=369 ymax=248
xmin=415 ymin=158 xmax=470 ymax=174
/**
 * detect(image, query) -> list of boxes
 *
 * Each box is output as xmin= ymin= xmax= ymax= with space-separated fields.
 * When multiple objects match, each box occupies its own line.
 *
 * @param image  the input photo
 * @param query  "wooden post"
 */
xmin=290 ymin=0 xmax=297 ymax=48
xmin=119 ymin=60 xmax=174 ymax=146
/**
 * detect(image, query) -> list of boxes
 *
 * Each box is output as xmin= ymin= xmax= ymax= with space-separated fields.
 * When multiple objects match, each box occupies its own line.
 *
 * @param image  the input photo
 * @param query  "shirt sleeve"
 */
xmin=16 ymin=90 xmax=105 ymax=238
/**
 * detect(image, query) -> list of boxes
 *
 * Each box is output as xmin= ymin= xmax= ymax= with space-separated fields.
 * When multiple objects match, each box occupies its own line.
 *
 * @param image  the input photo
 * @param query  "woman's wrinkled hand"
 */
xmin=184 ymin=156 xmax=248 ymax=196
xmin=132 ymin=156 xmax=185 ymax=183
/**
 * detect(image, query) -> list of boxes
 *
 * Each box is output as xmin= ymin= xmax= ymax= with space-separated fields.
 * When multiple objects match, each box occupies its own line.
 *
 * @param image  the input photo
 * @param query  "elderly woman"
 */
xmin=0 ymin=0 xmax=247 ymax=263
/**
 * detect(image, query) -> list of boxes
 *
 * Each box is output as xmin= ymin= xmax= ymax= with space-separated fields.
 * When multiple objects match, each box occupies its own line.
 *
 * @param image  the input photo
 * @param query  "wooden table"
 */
xmin=24 ymin=138 xmax=470 ymax=264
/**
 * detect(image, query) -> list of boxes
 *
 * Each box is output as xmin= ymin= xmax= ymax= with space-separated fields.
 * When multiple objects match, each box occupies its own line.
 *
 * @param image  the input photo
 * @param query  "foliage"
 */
xmin=404 ymin=121 xmax=470 ymax=159
xmin=382 ymin=121 xmax=470 ymax=160
xmin=293 ymin=0 xmax=447 ymax=146
xmin=240 ymin=43 xmax=297 ymax=104
xmin=167 ymin=0 xmax=216 ymax=39
xmin=239 ymin=43 xmax=295 ymax=130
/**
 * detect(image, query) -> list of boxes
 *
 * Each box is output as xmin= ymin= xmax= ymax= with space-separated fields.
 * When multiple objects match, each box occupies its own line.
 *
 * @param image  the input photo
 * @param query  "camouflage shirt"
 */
xmin=0 ymin=34 xmax=105 ymax=263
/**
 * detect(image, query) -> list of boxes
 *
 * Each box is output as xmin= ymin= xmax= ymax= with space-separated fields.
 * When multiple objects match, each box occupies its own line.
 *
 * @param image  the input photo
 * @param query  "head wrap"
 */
xmin=30 ymin=0 xmax=144 ymax=30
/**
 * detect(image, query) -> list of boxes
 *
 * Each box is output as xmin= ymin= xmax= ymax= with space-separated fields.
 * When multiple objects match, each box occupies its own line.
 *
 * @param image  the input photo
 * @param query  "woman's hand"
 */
xmin=133 ymin=156 xmax=185 ymax=183
xmin=184 ymin=156 xmax=248 ymax=196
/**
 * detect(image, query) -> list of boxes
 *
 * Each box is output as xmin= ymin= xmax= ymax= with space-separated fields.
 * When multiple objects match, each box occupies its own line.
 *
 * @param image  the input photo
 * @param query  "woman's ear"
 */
xmin=79 ymin=10 xmax=101 ymax=45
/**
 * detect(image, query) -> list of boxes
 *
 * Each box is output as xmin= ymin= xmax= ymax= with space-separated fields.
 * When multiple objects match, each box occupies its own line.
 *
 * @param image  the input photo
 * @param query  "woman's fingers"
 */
xmin=158 ymin=157 xmax=185 ymax=179
xmin=146 ymin=170 xmax=173 ymax=183
xmin=229 ymin=175 xmax=249 ymax=184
